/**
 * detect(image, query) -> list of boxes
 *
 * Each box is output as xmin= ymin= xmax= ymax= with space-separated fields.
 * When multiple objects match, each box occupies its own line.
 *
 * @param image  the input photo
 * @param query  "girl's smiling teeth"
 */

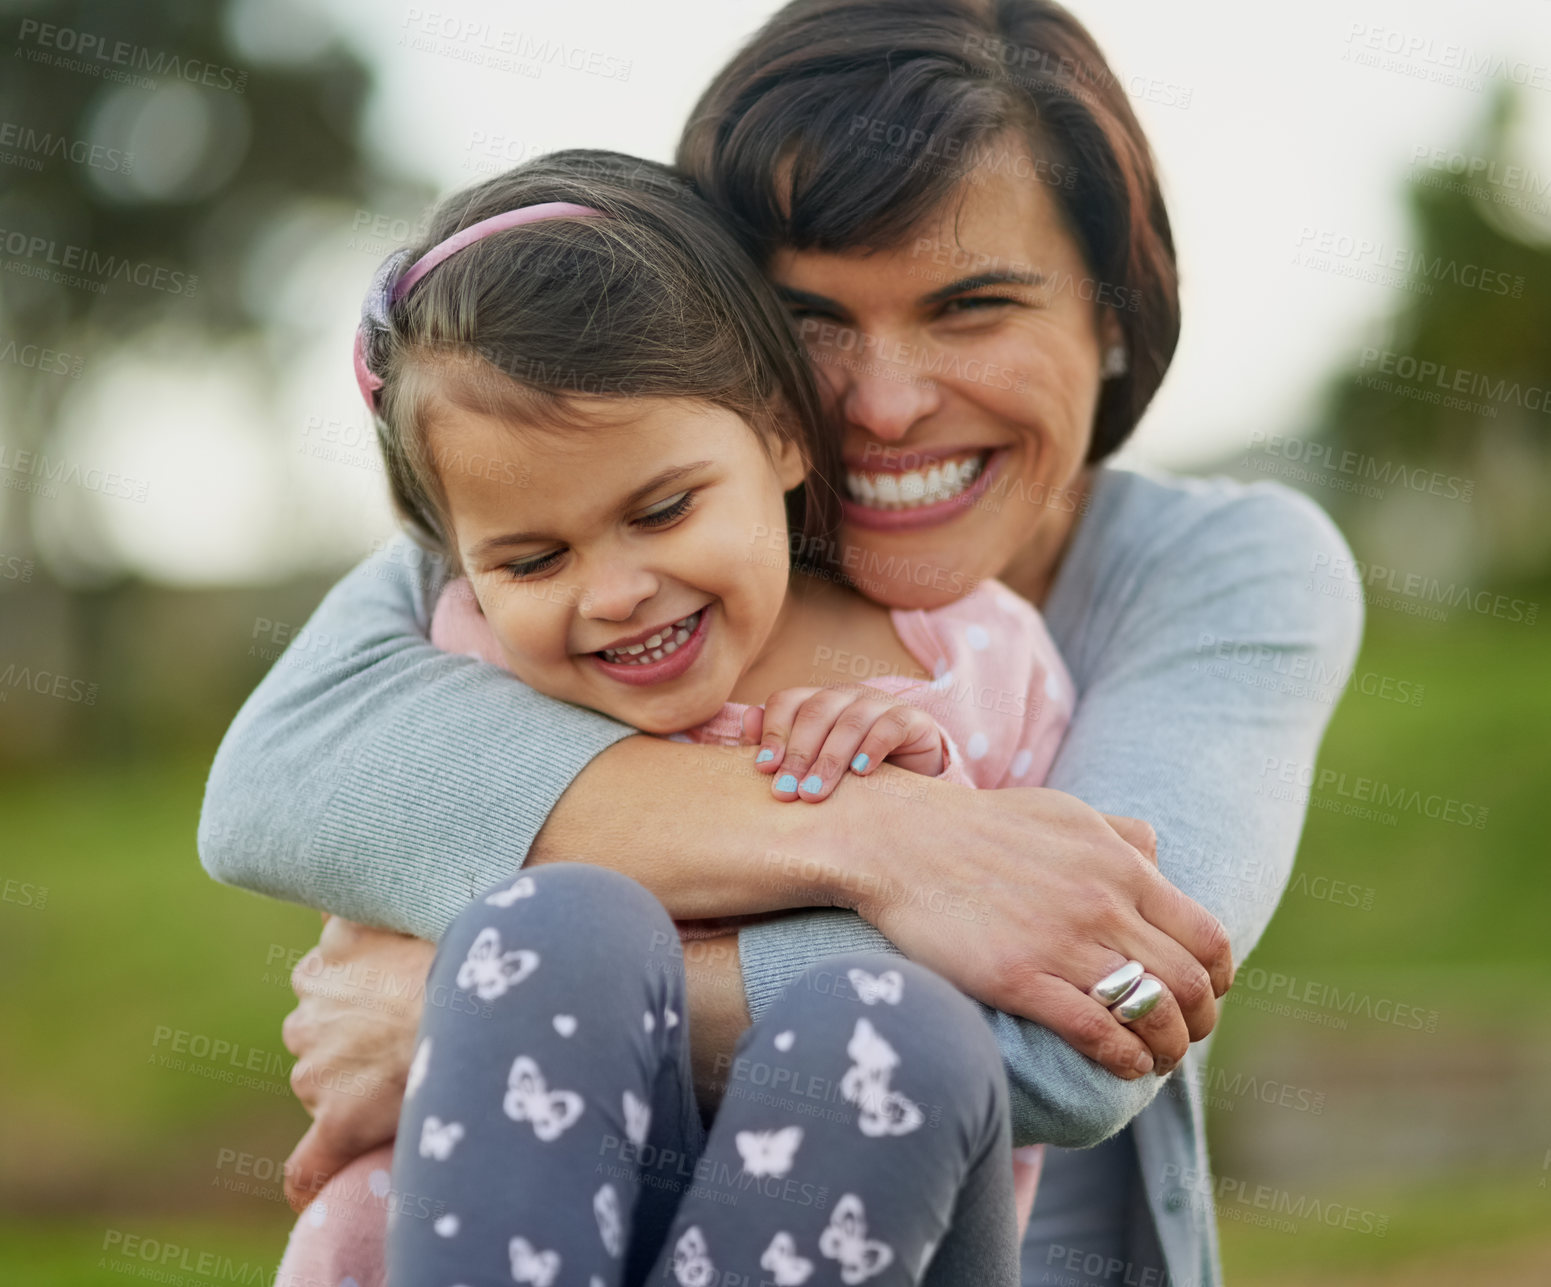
xmin=845 ymin=449 xmax=990 ymax=510
xmin=596 ymin=610 xmax=703 ymax=665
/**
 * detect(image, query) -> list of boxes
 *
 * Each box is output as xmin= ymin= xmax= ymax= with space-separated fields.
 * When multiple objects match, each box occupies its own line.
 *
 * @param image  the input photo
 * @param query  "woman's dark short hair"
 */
xmin=678 ymin=0 xmax=1180 ymax=460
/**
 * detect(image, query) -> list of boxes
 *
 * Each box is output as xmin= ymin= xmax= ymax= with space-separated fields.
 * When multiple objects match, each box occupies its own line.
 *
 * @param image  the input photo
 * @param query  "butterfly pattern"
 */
xmin=418 ymin=1115 xmax=464 ymax=1161
xmin=735 ymin=1125 xmax=804 ymax=1178
xmin=503 ymin=1055 xmax=584 ymax=1141
xmin=623 ymin=1088 xmax=652 ymax=1147
xmin=760 ymin=1231 xmax=815 ymax=1285
xmin=508 ymin=1235 xmax=561 ymax=1286
xmin=847 ymin=967 xmax=903 ymax=1006
xmin=671 ymin=1225 xmax=716 ymax=1287
xmin=841 ymin=1019 xmax=925 ymax=1137
xmin=819 ymin=1194 xmax=894 ymax=1284
xmin=483 ymin=874 xmax=537 ymax=907
xmin=593 ymin=1183 xmax=622 ymax=1257
xmin=455 ymin=927 xmax=540 ymax=1001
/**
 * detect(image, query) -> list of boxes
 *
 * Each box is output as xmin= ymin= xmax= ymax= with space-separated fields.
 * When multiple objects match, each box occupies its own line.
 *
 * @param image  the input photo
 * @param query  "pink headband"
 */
xmin=353 ymin=201 xmax=606 ymax=414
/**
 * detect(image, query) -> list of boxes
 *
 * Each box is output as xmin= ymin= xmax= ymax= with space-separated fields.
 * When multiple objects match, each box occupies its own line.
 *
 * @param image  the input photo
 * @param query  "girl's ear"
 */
xmin=771 ymin=432 xmax=808 ymax=492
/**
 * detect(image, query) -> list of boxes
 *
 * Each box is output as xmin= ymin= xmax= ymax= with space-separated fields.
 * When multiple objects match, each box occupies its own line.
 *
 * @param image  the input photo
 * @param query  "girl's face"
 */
xmin=429 ymin=395 xmax=806 ymax=734
xmin=769 ymin=137 xmax=1118 ymax=609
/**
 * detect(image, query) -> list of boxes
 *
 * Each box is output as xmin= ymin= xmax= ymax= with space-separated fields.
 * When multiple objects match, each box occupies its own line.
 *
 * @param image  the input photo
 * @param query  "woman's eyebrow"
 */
xmin=776 ymin=271 xmax=1046 ymax=316
xmin=777 ymin=285 xmax=843 ymax=315
xmin=919 ymin=270 xmax=1045 ymax=307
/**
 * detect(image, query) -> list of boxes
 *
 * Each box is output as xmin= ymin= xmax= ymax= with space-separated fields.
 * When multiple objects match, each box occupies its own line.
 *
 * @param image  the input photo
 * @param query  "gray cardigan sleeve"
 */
xmin=197 ymin=536 xmax=635 ymax=939
xmin=735 ymin=475 xmax=1365 ymax=1149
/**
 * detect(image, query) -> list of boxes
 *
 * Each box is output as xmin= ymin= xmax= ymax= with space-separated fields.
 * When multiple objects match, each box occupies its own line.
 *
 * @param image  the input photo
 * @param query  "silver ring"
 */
xmin=1089 ymin=960 xmax=1144 ymax=1006
xmin=1113 ymin=977 xmax=1166 ymax=1023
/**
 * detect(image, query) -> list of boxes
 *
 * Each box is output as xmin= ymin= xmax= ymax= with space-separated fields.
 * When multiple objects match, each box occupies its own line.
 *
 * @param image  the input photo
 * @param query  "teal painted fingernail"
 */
xmin=776 ymin=774 xmax=798 ymax=792
xmin=801 ymin=775 xmax=823 ymax=794
xmin=850 ymin=753 xmax=870 ymax=772
xmin=755 ymin=748 xmax=775 ymax=765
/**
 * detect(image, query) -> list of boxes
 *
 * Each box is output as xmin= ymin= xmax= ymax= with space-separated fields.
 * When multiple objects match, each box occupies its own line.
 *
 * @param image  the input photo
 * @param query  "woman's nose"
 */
xmin=839 ymin=357 xmax=942 ymax=444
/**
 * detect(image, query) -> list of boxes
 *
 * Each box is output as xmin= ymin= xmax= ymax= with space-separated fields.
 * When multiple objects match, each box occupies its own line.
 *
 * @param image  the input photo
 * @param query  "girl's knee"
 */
xmin=794 ymin=951 xmax=977 ymax=1020
xmin=783 ymin=951 xmax=1003 ymax=1079
xmin=451 ymin=863 xmax=679 ymax=976
xmin=464 ymin=862 xmax=670 ymax=931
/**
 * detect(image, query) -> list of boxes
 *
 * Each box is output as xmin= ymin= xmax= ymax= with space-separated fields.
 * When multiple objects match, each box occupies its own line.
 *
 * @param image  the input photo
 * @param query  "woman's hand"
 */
xmin=836 ymin=771 xmax=1233 ymax=1079
xmin=279 ymin=916 xmax=431 ymax=1212
xmin=743 ymin=686 xmax=947 ymax=799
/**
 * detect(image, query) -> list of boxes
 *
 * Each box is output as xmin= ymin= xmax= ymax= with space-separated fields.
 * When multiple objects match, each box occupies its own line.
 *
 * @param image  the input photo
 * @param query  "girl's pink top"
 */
xmin=272 ymin=576 xmax=1073 ymax=1287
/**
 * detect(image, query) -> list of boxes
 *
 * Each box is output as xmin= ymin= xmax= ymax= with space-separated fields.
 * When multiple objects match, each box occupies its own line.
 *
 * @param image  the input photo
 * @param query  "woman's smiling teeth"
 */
xmin=845 ymin=451 xmax=988 ymax=509
xmin=598 ymin=611 xmax=701 ymax=665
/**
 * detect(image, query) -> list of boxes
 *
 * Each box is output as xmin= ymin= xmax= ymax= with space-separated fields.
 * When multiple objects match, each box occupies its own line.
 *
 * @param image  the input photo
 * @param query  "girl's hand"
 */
xmin=742 ymin=686 xmax=946 ymax=801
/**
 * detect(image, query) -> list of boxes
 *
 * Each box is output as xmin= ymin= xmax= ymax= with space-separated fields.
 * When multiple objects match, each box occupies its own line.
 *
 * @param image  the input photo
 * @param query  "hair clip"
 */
xmin=352 ymin=204 xmax=606 ymax=415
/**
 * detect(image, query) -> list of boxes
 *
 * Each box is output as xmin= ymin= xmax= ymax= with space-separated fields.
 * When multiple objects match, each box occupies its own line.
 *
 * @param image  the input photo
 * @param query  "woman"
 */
xmin=200 ymin=3 xmax=1362 ymax=1285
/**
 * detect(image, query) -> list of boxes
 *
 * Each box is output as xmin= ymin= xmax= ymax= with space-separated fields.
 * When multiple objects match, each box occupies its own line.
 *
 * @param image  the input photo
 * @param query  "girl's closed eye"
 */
xmin=499 ymin=492 xmax=696 ymax=581
xmin=635 ymin=489 xmax=695 ymax=528
xmin=502 ymin=549 xmax=563 ymax=581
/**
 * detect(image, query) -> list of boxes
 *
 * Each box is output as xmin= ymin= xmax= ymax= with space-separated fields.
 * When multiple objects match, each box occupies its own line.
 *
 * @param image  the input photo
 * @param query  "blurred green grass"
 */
xmin=1210 ymin=591 xmax=1551 ymax=1280
xmin=1236 ymin=594 xmax=1549 ymax=982
xmin=1 ymin=585 xmax=1547 ymax=1283
xmin=1216 ymin=1168 xmax=1551 ymax=1286
xmin=0 ymin=1220 xmax=294 ymax=1287
xmin=0 ymin=750 xmax=319 ymax=1270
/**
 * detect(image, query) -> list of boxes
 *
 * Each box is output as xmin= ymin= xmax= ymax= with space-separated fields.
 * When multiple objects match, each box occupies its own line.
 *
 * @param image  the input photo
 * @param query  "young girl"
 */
xmin=280 ymin=149 xmax=1084 ymax=1287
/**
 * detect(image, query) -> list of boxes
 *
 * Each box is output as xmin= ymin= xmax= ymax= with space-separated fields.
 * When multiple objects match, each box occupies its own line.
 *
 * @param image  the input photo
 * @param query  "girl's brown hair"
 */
xmin=677 ymin=0 xmax=1180 ymax=461
xmin=361 ymin=150 xmax=839 ymax=569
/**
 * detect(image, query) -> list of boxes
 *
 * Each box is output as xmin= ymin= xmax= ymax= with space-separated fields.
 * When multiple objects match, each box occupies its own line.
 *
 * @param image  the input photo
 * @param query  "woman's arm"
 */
xmin=199 ymin=536 xmax=635 ymax=937
xmin=203 ymin=534 xmax=1229 ymax=1073
xmin=736 ymin=477 xmax=1366 ymax=1148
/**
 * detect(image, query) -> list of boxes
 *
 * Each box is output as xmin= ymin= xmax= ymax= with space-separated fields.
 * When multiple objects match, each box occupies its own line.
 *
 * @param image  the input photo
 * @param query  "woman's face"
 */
xmin=769 ymin=137 xmax=1117 ymax=609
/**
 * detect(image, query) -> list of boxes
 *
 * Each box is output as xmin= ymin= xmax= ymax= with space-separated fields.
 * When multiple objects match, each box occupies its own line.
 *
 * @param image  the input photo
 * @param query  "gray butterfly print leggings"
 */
xmin=387 ymin=861 xmax=1020 ymax=1287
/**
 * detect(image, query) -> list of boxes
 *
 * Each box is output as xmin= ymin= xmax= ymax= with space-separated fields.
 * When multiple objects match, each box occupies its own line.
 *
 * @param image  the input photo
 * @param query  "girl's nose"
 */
xmin=576 ymin=560 xmax=659 ymax=622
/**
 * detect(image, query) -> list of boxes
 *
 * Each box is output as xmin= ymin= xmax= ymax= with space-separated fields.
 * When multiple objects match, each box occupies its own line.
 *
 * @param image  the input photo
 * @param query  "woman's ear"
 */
xmin=1099 ymin=306 xmax=1124 ymax=352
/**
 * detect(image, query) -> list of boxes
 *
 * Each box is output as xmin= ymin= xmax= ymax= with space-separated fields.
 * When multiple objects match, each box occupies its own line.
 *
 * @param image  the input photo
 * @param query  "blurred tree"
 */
xmin=0 ymin=0 xmax=422 ymax=758
xmin=1308 ymin=86 xmax=1551 ymax=576
xmin=0 ymin=0 xmax=392 ymax=566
